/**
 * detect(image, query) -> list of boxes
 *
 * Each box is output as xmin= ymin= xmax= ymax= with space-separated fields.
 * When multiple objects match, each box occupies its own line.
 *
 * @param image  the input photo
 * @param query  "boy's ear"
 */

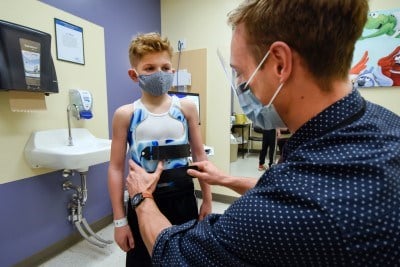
xmin=128 ymin=69 xmax=139 ymax=82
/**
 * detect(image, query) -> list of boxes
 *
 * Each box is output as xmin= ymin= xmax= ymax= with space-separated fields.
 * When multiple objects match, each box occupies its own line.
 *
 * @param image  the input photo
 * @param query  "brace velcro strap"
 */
xmin=114 ymin=217 xmax=128 ymax=228
xmin=157 ymin=165 xmax=199 ymax=187
xmin=141 ymin=144 xmax=191 ymax=160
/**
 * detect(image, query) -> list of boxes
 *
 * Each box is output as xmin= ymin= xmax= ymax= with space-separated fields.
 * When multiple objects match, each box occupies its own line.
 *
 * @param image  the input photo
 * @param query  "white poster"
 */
xmin=55 ymin=18 xmax=85 ymax=65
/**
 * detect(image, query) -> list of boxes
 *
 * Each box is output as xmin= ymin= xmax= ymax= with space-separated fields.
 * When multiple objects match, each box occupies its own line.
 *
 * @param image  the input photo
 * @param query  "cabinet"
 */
xmin=172 ymin=48 xmax=207 ymax=143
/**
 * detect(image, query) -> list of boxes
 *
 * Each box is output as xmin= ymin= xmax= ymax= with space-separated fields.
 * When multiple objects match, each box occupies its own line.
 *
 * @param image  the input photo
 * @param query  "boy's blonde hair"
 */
xmin=129 ymin=32 xmax=173 ymax=67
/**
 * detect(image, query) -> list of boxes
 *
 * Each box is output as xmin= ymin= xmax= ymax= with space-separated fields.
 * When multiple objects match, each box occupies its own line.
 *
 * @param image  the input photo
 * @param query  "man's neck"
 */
xmin=277 ymin=77 xmax=352 ymax=133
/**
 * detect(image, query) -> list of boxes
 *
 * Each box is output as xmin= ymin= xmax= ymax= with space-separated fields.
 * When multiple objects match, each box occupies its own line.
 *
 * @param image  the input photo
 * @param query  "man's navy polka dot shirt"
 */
xmin=152 ymin=89 xmax=400 ymax=266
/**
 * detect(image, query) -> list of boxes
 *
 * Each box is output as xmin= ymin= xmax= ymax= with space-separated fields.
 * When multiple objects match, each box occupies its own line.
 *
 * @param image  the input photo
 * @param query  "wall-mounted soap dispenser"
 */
xmin=69 ymin=89 xmax=93 ymax=119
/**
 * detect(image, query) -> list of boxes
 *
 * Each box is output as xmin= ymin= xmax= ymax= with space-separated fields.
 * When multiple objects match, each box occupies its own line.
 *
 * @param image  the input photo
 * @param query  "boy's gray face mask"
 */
xmin=136 ymin=70 xmax=174 ymax=96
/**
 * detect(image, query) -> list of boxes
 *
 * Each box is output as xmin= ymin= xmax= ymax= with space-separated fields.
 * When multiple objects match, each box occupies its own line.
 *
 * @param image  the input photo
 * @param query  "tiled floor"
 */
xmin=230 ymin=151 xmax=271 ymax=179
xmin=39 ymin=200 xmax=230 ymax=267
xmin=39 ymin=152 xmax=264 ymax=266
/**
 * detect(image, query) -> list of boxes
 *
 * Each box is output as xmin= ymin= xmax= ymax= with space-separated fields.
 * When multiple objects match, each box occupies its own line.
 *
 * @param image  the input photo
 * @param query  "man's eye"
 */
xmin=233 ymin=70 xmax=241 ymax=79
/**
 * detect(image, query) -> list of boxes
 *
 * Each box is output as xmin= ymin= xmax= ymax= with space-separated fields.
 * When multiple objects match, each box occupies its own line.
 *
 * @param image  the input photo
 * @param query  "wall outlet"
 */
xmin=178 ymin=39 xmax=186 ymax=50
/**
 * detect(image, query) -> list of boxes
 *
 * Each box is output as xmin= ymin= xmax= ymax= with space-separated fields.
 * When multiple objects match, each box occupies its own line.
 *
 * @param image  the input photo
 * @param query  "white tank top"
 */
xmin=128 ymin=96 xmax=189 ymax=172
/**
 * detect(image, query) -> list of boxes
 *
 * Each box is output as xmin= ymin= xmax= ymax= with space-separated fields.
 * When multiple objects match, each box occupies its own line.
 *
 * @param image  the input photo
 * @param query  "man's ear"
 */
xmin=269 ymin=41 xmax=292 ymax=84
xmin=128 ymin=69 xmax=139 ymax=82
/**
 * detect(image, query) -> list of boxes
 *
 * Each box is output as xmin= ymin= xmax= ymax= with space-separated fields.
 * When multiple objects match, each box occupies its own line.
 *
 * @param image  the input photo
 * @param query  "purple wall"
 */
xmin=0 ymin=1 xmax=160 ymax=266
xmin=39 ymin=0 xmax=161 ymax=131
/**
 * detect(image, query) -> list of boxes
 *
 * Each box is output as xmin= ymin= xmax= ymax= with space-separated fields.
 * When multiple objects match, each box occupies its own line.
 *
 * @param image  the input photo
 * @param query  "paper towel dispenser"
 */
xmin=0 ymin=20 xmax=58 ymax=94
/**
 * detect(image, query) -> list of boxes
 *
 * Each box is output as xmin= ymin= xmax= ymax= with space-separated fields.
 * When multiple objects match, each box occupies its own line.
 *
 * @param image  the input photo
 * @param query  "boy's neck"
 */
xmin=141 ymin=93 xmax=171 ymax=114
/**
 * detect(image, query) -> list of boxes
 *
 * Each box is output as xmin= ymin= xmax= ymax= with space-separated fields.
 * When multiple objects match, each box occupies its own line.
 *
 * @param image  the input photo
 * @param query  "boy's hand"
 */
xmin=114 ymin=226 xmax=134 ymax=252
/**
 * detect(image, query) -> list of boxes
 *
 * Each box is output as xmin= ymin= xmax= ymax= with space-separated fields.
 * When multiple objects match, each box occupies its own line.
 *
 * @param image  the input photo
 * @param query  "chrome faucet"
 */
xmin=67 ymin=104 xmax=79 ymax=146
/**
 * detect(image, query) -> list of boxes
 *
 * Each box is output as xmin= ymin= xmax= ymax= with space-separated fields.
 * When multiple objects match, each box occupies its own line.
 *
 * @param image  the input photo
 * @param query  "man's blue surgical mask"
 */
xmin=135 ymin=70 xmax=174 ymax=96
xmin=233 ymin=51 xmax=287 ymax=130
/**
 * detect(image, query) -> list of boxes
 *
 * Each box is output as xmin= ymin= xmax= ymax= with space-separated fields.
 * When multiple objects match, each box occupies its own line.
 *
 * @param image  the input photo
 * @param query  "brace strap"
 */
xmin=141 ymin=144 xmax=191 ymax=160
xmin=157 ymin=165 xmax=199 ymax=187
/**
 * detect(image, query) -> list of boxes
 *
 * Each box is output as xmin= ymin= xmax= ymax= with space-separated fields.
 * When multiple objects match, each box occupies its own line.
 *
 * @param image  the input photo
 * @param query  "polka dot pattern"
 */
xmin=152 ymin=89 xmax=400 ymax=266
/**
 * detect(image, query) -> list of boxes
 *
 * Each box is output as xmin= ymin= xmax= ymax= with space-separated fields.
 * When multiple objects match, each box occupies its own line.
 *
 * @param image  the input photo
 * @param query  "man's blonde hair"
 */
xmin=228 ymin=0 xmax=369 ymax=90
xmin=129 ymin=32 xmax=173 ymax=67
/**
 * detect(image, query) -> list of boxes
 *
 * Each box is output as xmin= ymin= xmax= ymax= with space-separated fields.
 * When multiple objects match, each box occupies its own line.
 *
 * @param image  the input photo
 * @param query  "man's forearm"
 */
xmin=221 ymin=176 xmax=258 ymax=195
xmin=188 ymin=161 xmax=258 ymax=195
xmin=135 ymin=198 xmax=172 ymax=255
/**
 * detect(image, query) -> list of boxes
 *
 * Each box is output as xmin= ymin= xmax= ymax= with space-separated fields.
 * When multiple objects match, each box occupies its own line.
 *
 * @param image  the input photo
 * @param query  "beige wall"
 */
xmin=161 ymin=0 xmax=242 ymax=197
xmin=370 ymin=0 xmax=399 ymax=10
xmin=0 ymin=1 xmax=108 ymax=184
xmin=161 ymin=0 xmax=400 ymax=197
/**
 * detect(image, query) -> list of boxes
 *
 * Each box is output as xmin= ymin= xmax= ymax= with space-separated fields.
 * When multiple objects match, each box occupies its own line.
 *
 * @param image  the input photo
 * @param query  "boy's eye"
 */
xmin=162 ymin=66 xmax=171 ymax=71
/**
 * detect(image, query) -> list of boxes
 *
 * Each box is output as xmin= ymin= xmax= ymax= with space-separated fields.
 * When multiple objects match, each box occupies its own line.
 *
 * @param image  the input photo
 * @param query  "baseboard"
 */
xmin=195 ymin=190 xmax=238 ymax=204
xmin=14 ymin=215 xmax=113 ymax=267
xmin=238 ymin=148 xmax=261 ymax=154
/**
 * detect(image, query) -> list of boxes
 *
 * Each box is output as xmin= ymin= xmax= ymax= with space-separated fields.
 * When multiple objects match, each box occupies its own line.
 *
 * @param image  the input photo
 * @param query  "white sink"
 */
xmin=25 ymin=128 xmax=111 ymax=172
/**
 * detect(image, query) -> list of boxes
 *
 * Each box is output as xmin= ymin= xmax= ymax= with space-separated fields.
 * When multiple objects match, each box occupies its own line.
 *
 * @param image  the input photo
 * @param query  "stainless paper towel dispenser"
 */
xmin=0 ymin=20 xmax=58 ymax=94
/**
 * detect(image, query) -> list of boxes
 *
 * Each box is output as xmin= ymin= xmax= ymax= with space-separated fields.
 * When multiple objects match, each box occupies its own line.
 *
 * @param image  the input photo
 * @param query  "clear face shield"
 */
xmin=216 ymin=48 xmax=286 ymax=130
xmin=217 ymin=48 xmax=270 ymax=97
xmin=216 ymin=48 xmax=245 ymax=96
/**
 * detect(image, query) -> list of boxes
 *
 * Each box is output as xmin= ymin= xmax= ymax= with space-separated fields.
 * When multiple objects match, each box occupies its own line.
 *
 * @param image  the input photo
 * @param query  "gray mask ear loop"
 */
xmin=133 ymin=69 xmax=146 ymax=86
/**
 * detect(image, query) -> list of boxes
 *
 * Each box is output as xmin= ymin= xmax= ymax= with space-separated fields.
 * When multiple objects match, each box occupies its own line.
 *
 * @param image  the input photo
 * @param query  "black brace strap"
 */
xmin=141 ymin=144 xmax=191 ymax=161
xmin=158 ymin=165 xmax=199 ymax=187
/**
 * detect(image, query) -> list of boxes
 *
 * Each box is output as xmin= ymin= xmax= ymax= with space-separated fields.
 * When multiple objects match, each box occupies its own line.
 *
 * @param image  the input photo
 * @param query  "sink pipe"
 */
xmin=62 ymin=170 xmax=113 ymax=248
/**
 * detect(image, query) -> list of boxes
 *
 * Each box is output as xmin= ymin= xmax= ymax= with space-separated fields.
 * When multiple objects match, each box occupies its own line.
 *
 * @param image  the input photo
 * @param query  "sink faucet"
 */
xmin=67 ymin=104 xmax=79 ymax=146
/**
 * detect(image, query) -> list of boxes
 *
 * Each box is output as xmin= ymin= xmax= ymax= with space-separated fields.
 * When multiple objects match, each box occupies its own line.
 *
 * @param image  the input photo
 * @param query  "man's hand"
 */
xmin=188 ymin=160 xmax=257 ymax=195
xmin=187 ymin=161 xmax=227 ymax=186
xmin=126 ymin=159 xmax=163 ymax=197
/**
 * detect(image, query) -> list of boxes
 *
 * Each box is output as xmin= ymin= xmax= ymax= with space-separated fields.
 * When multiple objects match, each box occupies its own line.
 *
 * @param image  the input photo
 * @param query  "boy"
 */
xmin=107 ymin=32 xmax=212 ymax=266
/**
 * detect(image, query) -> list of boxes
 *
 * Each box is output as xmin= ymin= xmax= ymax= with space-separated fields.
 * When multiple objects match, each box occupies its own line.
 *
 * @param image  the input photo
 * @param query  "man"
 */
xmin=126 ymin=0 xmax=400 ymax=265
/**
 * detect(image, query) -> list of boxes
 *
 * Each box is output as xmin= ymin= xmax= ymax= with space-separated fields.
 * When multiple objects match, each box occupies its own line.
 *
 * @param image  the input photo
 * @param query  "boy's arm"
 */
xmin=107 ymin=105 xmax=134 ymax=251
xmin=180 ymin=99 xmax=212 ymax=218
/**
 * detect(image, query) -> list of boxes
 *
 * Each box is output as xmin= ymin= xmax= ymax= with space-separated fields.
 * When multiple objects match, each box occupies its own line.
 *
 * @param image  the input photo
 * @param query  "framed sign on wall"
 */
xmin=54 ymin=18 xmax=85 ymax=65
